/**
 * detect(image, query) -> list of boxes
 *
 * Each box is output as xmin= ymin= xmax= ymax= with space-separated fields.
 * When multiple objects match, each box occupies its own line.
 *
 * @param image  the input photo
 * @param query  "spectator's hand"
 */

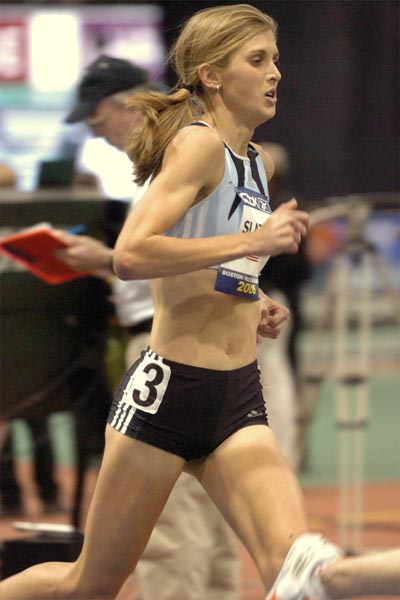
xmin=53 ymin=231 xmax=113 ymax=280
xmin=257 ymin=292 xmax=290 ymax=341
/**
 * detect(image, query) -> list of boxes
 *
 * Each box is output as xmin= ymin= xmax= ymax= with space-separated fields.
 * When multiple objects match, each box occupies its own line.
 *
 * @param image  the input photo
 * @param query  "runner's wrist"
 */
xmin=244 ymin=229 xmax=273 ymax=257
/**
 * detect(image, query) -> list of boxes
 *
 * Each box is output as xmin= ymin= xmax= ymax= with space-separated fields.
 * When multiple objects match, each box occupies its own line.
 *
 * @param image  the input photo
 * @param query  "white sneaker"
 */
xmin=265 ymin=533 xmax=342 ymax=600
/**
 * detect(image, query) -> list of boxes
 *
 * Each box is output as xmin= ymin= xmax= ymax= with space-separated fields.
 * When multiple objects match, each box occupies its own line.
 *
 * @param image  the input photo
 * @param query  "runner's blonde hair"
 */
xmin=126 ymin=4 xmax=277 ymax=184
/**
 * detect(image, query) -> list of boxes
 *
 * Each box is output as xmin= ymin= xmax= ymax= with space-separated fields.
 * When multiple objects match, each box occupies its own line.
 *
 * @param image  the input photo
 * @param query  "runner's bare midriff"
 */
xmin=149 ymin=268 xmax=261 ymax=370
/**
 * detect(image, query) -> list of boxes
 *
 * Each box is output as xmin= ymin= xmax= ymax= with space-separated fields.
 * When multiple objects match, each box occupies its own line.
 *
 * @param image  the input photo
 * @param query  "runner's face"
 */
xmin=220 ymin=30 xmax=281 ymax=127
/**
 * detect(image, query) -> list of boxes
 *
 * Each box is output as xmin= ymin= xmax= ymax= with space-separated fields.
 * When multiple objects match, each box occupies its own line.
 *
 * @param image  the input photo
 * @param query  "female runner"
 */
xmin=1 ymin=5 xmax=399 ymax=599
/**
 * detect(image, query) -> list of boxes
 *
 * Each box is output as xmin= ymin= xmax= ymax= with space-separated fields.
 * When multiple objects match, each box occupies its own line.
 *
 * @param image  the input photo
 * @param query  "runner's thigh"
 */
xmin=194 ymin=425 xmax=307 ymax=576
xmin=71 ymin=426 xmax=185 ymax=591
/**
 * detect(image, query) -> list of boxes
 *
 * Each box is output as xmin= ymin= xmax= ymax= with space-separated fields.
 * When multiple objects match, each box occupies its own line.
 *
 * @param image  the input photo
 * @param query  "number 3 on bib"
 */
xmin=124 ymin=355 xmax=171 ymax=414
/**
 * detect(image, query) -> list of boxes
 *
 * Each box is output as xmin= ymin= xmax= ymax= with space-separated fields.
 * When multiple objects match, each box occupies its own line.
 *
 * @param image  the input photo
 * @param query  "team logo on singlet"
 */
xmin=237 ymin=189 xmax=271 ymax=214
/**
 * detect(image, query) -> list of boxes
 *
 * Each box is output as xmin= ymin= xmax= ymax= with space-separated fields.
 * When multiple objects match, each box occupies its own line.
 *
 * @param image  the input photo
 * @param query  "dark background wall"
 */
xmin=158 ymin=0 xmax=399 ymax=205
xmin=11 ymin=0 xmax=400 ymax=204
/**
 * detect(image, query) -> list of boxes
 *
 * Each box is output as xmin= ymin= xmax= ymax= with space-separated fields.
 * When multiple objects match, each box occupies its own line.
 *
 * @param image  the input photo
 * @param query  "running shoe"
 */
xmin=266 ymin=533 xmax=342 ymax=600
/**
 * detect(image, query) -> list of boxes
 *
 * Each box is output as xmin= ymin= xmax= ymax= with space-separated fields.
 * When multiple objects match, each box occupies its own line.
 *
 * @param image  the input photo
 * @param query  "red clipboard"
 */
xmin=0 ymin=224 xmax=91 ymax=285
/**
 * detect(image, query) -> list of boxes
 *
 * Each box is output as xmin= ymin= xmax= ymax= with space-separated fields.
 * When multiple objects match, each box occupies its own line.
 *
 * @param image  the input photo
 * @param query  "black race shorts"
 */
xmin=108 ymin=347 xmax=268 ymax=461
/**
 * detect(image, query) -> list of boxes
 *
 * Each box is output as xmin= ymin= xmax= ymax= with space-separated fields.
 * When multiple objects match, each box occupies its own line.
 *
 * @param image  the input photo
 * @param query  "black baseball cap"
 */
xmin=65 ymin=55 xmax=149 ymax=124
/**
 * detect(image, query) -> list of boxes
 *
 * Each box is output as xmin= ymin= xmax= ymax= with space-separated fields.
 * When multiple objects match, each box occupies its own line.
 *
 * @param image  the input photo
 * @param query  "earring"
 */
xmin=216 ymin=84 xmax=220 ymax=92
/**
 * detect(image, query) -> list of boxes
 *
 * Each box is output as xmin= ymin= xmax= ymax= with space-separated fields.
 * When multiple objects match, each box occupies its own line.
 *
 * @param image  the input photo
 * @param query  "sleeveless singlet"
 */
xmin=164 ymin=122 xmax=272 ymax=300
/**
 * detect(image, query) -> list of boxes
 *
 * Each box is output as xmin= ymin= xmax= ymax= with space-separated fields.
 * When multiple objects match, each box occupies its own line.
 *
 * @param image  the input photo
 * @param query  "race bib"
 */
xmin=120 ymin=351 xmax=171 ymax=415
xmin=215 ymin=186 xmax=271 ymax=300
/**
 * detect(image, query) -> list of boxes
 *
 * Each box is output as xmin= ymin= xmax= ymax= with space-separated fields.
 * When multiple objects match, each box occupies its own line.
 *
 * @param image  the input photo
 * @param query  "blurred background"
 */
xmin=0 ymin=0 xmax=398 ymax=198
xmin=0 ymin=0 xmax=399 ymax=596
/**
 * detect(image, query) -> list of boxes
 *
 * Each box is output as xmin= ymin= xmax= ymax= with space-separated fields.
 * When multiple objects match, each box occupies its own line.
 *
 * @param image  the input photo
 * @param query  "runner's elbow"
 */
xmin=113 ymin=247 xmax=144 ymax=280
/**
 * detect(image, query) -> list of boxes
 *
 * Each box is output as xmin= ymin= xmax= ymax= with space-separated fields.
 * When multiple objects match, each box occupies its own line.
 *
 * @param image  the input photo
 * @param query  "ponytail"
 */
xmin=125 ymin=87 xmax=202 ymax=185
xmin=126 ymin=4 xmax=276 ymax=185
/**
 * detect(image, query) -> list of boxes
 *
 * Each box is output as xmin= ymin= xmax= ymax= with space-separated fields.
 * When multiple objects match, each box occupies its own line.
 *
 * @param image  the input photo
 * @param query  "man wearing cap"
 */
xmin=62 ymin=55 xmax=149 ymax=202
xmin=57 ymin=55 xmax=241 ymax=600
xmin=65 ymin=55 xmax=149 ymax=124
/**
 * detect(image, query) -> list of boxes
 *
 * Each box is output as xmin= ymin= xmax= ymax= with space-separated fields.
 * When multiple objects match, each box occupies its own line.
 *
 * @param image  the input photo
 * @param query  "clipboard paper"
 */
xmin=0 ymin=224 xmax=91 ymax=285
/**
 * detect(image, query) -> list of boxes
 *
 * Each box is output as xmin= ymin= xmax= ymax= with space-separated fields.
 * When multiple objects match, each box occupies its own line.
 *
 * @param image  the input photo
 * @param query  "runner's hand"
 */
xmin=257 ymin=293 xmax=290 ymax=340
xmin=257 ymin=198 xmax=309 ymax=256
